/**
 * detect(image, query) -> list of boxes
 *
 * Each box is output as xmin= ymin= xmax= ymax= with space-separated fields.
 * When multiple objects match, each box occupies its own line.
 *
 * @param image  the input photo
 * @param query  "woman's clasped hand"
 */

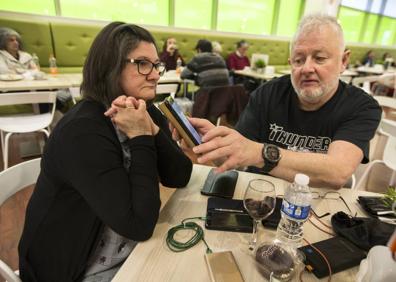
xmin=104 ymin=95 xmax=159 ymax=138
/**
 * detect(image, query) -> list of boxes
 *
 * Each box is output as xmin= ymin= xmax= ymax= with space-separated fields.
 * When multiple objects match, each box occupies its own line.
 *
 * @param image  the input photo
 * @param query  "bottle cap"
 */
xmin=294 ymin=173 xmax=309 ymax=186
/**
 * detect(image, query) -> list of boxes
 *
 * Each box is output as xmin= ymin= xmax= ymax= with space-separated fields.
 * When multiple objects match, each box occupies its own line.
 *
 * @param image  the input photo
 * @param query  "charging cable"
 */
xmin=166 ymin=216 xmax=212 ymax=254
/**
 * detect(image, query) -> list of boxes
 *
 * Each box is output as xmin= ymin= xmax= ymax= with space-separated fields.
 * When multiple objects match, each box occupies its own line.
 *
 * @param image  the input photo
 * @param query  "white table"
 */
xmin=113 ymin=164 xmax=379 ymax=282
xmin=234 ymin=68 xmax=283 ymax=81
xmin=0 ymin=73 xmax=82 ymax=92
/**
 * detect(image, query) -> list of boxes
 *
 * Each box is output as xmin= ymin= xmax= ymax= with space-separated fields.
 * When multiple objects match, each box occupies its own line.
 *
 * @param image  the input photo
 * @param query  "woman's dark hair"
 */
xmin=81 ymin=22 xmax=157 ymax=106
xmin=0 ymin=27 xmax=23 ymax=51
xmin=161 ymin=37 xmax=180 ymax=57
xmin=195 ymin=39 xmax=212 ymax=53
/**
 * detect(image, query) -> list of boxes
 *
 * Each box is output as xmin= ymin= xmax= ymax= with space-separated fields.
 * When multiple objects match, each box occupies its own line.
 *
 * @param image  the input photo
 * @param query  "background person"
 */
xmin=174 ymin=14 xmax=381 ymax=189
xmin=226 ymin=40 xmax=250 ymax=70
xmin=181 ymin=39 xmax=229 ymax=89
xmin=0 ymin=27 xmax=37 ymax=74
xmin=18 ymin=22 xmax=192 ymax=282
xmin=159 ymin=37 xmax=184 ymax=71
xmin=362 ymin=50 xmax=375 ymax=67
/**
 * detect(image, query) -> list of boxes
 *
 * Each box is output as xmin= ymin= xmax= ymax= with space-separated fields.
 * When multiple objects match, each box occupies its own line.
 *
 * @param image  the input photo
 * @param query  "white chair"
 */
xmin=156 ymin=83 xmax=179 ymax=99
xmin=0 ymin=91 xmax=56 ymax=169
xmin=0 ymin=158 xmax=41 ymax=282
xmin=355 ymin=119 xmax=396 ymax=190
xmin=340 ymin=75 xmax=352 ymax=84
xmin=68 ymin=87 xmax=81 ymax=104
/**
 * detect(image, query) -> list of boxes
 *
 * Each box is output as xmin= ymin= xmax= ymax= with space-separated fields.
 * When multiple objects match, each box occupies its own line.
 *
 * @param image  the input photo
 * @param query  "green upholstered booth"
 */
xmin=0 ymin=17 xmax=53 ymax=68
xmin=0 ymin=13 xmax=395 ymax=74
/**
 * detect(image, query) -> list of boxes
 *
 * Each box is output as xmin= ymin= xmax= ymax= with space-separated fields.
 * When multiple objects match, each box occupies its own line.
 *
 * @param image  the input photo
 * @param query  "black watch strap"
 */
xmin=262 ymin=143 xmax=281 ymax=173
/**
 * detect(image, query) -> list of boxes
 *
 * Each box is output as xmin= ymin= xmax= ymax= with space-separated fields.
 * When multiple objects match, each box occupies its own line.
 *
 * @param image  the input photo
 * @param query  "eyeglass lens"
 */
xmin=137 ymin=60 xmax=165 ymax=76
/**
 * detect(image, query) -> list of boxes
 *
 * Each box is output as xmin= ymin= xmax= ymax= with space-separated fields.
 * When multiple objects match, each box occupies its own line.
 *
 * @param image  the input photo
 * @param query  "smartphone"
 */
xmin=205 ymin=210 xmax=253 ymax=233
xmin=158 ymin=97 xmax=201 ymax=147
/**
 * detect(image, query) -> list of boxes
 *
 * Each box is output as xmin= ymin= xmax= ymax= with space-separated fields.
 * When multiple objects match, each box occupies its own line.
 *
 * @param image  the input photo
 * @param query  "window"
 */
xmin=370 ymin=0 xmax=382 ymax=14
xmin=383 ymin=0 xmax=396 ymax=18
xmin=174 ymin=0 xmax=212 ymax=29
xmin=276 ymin=0 xmax=302 ymax=37
xmin=60 ymin=0 xmax=169 ymax=25
xmin=376 ymin=16 xmax=396 ymax=45
xmin=217 ymin=0 xmax=276 ymax=35
xmin=0 ymin=0 xmax=55 ymax=15
xmin=338 ymin=6 xmax=365 ymax=42
xmin=362 ymin=13 xmax=379 ymax=44
xmin=341 ymin=0 xmax=368 ymax=11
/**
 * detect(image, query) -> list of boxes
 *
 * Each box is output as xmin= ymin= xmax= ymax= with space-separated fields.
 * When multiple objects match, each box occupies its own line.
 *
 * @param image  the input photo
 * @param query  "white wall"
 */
xmin=304 ymin=0 xmax=341 ymax=17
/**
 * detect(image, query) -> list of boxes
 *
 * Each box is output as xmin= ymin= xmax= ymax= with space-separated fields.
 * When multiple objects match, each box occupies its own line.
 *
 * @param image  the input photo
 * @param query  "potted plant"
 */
xmin=384 ymin=186 xmax=396 ymax=213
xmin=254 ymin=59 xmax=266 ymax=73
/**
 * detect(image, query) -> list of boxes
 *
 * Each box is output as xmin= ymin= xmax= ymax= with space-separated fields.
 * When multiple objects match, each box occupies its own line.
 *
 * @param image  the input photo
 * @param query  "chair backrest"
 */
xmin=340 ymin=75 xmax=352 ymax=84
xmin=0 ymin=91 xmax=57 ymax=107
xmin=156 ymin=84 xmax=179 ymax=98
xmin=192 ymin=85 xmax=248 ymax=126
xmin=381 ymin=119 xmax=396 ymax=171
xmin=373 ymin=96 xmax=396 ymax=110
xmin=68 ymin=87 xmax=81 ymax=104
xmin=0 ymin=158 xmax=41 ymax=206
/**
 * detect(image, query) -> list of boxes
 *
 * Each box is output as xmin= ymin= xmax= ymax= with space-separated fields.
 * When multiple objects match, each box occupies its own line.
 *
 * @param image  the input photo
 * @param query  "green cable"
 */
xmin=166 ymin=216 xmax=212 ymax=254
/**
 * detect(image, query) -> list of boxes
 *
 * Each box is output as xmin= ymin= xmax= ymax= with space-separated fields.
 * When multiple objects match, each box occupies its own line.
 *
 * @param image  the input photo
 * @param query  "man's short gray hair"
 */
xmin=0 ymin=27 xmax=22 ymax=50
xmin=291 ymin=14 xmax=345 ymax=54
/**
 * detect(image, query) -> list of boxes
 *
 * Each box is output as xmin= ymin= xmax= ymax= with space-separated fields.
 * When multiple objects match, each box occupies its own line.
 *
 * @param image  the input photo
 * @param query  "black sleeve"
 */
xmin=59 ymin=118 xmax=160 ymax=241
xmin=149 ymin=105 xmax=193 ymax=187
xmin=235 ymin=87 xmax=266 ymax=142
xmin=333 ymin=93 xmax=382 ymax=163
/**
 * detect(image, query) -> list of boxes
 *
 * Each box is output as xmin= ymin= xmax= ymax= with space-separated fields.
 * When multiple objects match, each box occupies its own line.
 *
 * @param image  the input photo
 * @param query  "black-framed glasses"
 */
xmin=311 ymin=191 xmax=355 ymax=217
xmin=125 ymin=58 xmax=166 ymax=76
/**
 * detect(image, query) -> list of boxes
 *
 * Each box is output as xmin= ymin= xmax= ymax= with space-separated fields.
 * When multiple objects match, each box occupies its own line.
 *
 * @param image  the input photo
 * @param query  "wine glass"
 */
xmin=243 ymin=179 xmax=276 ymax=250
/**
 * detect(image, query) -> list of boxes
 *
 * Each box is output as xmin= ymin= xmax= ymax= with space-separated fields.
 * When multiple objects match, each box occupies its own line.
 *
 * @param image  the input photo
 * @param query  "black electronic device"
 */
xmin=205 ymin=197 xmax=253 ymax=233
xmin=158 ymin=97 xmax=201 ymax=147
xmin=201 ymin=168 xmax=238 ymax=198
xmin=298 ymin=236 xmax=366 ymax=278
xmin=262 ymin=197 xmax=282 ymax=229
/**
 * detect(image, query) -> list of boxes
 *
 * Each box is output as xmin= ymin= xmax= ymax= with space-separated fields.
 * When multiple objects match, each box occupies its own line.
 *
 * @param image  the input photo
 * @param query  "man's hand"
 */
xmin=192 ymin=126 xmax=263 ymax=173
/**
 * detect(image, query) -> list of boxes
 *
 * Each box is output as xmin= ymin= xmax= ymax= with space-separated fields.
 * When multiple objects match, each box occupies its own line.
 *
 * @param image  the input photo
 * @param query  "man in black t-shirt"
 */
xmin=174 ymin=14 xmax=381 ymax=188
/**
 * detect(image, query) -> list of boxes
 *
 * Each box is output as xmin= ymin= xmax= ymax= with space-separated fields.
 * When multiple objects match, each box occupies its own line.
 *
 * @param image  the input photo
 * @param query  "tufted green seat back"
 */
xmin=50 ymin=22 xmax=103 ymax=68
xmin=347 ymin=44 xmax=396 ymax=65
xmin=152 ymin=30 xmax=290 ymax=67
xmin=0 ymin=17 xmax=53 ymax=67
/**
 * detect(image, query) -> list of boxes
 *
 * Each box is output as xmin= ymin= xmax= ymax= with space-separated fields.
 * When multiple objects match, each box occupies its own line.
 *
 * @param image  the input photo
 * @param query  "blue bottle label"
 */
xmin=281 ymin=199 xmax=310 ymax=220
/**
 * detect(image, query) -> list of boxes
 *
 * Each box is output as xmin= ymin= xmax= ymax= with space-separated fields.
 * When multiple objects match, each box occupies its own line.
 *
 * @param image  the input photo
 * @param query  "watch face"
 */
xmin=266 ymin=145 xmax=280 ymax=162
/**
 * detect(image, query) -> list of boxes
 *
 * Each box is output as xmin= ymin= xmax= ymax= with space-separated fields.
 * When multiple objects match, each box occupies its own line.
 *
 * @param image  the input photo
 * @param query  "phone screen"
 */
xmin=169 ymin=100 xmax=202 ymax=144
xmin=206 ymin=211 xmax=253 ymax=233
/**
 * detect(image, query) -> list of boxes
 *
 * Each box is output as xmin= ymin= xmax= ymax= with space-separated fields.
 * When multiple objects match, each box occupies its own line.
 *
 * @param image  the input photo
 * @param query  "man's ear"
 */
xmin=341 ymin=49 xmax=351 ymax=72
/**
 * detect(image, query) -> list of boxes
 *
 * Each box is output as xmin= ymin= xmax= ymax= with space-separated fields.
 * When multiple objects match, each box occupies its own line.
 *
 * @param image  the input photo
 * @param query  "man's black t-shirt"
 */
xmin=236 ymin=75 xmax=382 ymax=163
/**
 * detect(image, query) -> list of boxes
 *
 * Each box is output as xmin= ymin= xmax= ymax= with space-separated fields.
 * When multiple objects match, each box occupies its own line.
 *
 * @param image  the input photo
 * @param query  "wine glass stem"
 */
xmin=249 ymin=219 xmax=259 ymax=250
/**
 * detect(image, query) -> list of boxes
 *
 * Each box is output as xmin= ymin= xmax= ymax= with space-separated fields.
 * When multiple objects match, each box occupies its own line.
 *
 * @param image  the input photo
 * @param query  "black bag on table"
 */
xmin=331 ymin=211 xmax=395 ymax=251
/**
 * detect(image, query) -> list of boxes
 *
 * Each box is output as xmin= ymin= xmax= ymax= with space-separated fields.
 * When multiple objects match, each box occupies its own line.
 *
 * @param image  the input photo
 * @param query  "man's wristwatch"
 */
xmin=262 ymin=143 xmax=281 ymax=173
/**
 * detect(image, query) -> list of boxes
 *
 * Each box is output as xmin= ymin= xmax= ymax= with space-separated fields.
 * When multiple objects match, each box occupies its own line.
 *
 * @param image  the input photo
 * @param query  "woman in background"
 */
xmin=0 ymin=27 xmax=37 ymax=74
xmin=159 ymin=37 xmax=184 ymax=70
xmin=18 ymin=22 xmax=192 ymax=282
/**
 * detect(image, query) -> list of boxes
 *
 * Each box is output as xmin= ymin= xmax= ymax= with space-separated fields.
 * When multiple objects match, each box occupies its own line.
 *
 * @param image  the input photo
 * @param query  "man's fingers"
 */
xmin=201 ymin=126 xmax=233 ymax=142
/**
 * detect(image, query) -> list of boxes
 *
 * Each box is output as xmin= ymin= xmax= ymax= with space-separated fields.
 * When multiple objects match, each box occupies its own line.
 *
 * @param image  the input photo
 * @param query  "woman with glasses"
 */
xmin=18 ymin=22 xmax=192 ymax=282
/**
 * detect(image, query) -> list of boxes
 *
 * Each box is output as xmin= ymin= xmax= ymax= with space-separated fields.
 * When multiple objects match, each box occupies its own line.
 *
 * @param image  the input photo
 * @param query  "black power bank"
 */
xmin=201 ymin=168 xmax=238 ymax=198
xmin=205 ymin=197 xmax=253 ymax=233
xmin=298 ymin=236 xmax=366 ymax=278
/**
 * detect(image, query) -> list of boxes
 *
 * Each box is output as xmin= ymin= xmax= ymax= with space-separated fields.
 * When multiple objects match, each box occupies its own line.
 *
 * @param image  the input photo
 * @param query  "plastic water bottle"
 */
xmin=49 ymin=54 xmax=58 ymax=75
xmin=176 ymin=57 xmax=182 ymax=74
xmin=276 ymin=173 xmax=312 ymax=249
xmin=32 ymin=53 xmax=40 ymax=71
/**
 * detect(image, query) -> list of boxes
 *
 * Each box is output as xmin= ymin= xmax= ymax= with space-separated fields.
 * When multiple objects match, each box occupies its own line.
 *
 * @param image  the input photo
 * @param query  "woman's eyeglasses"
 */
xmin=126 ymin=58 xmax=166 ymax=76
xmin=311 ymin=191 xmax=355 ymax=218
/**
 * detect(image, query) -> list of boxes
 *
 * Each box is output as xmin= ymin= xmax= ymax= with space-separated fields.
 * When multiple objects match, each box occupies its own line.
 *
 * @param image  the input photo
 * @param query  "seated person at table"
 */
xmin=0 ymin=27 xmax=71 ymax=110
xmin=181 ymin=39 xmax=229 ymax=89
xmin=159 ymin=37 xmax=185 ymax=71
xmin=173 ymin=14 xmax=381 ymax=189
xmin=362 ymin=50 xmax=375 ymax=67
xmin=0 ymin=27 xmax=38 ymax=74
xmin=18 ymin=22 xmax=192 ymax=282
xmin=382 ymin=52 xmax=395 ymax=68
xmin=226 ymin=40 xmax=250 ymax=71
